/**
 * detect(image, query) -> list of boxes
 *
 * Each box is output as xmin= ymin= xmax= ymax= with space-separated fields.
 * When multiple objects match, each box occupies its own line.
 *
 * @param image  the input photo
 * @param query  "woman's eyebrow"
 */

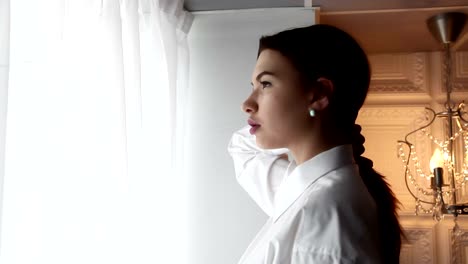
xmin=250 ymin=71 xmax=276 ymax=86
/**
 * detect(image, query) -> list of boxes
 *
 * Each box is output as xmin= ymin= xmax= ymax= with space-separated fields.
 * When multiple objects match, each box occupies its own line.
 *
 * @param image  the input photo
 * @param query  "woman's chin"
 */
xmin=254 ymin=137 xmax=266 ymax=149
xmin=255 ymin=137 xmax=282 ymax=150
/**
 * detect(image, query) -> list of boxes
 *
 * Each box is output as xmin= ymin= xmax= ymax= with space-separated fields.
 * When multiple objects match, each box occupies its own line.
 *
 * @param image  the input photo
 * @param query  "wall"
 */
xmin=185 ymin=8 xmax=317 ymax=264
xmin=357 ymin=51 xmax=468 ymax=264
xmin=186 ymin=7 xmax=468 ymax=263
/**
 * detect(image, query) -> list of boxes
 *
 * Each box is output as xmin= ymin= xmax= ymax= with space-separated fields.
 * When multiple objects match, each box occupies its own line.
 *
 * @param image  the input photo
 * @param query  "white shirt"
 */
xmin=228 ymin=126 xmax=381 ymax=264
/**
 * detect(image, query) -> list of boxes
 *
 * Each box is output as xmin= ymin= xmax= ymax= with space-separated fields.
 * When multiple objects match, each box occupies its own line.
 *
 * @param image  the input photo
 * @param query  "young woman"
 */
xmin=228 ymin=24 xmax=402 ymax=263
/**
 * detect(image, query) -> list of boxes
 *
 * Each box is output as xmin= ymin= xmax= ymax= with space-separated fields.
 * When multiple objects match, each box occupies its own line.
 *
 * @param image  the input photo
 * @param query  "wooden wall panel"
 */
xmin=359 ymin=51 xmax=468 ymax=263
xmin=356 ymin=107 xmax=427 ymax=212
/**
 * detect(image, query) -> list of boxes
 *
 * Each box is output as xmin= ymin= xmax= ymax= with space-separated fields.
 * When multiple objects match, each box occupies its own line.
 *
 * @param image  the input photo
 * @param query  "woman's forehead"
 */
xmin=252 ymin=49 xmax=297 ymax=80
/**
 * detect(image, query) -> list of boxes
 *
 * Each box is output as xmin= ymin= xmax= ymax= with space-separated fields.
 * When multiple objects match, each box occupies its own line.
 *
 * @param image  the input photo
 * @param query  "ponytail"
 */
xmin=352 ymin=125 xmax=403 ymax=264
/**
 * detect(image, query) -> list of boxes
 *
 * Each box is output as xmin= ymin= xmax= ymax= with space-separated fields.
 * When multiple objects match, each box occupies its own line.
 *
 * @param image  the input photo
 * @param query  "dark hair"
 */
xmin=258 ymin=24 xmax=403 ymax=263
xmin=352 ymin=125 xmax=403 ymax=264
xmin=258 ymin=24 xmax=370 ymax=130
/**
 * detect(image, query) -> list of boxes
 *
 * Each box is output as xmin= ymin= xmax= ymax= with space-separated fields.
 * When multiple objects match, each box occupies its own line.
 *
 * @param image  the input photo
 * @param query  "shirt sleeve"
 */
xmin=291 ymin=250 xmax=355 ymax=264
xmin=227 ymin=126 xmax=290 ymax=216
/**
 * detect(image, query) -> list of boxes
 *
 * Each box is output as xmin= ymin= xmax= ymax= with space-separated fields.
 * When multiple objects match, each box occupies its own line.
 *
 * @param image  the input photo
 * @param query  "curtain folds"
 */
xmin=0 ymin=0 xmax=10 ymax=251
xmin=0 ymin=1 xmax=192 ymax=263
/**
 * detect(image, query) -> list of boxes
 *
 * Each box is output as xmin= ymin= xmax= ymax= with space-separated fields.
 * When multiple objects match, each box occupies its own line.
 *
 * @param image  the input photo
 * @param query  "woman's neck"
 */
xmin=288 ymin=127 xmax=345 ymax=165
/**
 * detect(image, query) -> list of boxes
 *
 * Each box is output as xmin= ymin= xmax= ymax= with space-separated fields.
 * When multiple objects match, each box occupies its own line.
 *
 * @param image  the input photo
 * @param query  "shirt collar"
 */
xmin=272 ymin=145 xmax=355 ymax=222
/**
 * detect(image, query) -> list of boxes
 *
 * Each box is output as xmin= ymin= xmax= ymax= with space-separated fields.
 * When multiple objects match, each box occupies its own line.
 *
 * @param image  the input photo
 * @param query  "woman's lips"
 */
xmin=248 ymin=119 xmax=260 ymax=135
xmin=249 ymin=125 xmax=260 ymax=135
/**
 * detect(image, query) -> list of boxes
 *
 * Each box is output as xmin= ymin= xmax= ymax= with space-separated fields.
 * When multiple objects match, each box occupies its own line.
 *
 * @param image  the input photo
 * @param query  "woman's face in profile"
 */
xmin=242 ymin=49 xmax=313 ymax=149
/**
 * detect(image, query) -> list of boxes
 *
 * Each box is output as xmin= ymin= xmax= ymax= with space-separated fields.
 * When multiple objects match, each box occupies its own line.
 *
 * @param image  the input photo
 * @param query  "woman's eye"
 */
xmin=260 ymin=81 xmax=271 ymax=88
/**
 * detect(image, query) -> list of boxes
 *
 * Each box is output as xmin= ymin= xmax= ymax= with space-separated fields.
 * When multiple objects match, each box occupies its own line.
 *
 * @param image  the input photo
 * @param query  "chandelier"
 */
xmin=397 ymin=12 xmax=468 ymax=223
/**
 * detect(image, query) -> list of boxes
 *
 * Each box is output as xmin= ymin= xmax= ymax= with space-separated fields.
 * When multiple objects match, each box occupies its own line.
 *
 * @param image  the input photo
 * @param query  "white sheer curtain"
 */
xmin=0 ymin=0 xmax=9 ymax=253
xmin=0 ymin=0 xmax=192 ymax=263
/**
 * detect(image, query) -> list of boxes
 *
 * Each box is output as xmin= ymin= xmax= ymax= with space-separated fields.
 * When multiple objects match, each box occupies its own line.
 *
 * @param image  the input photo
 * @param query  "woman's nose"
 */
xmin=241 ymin=94 xmax=257 ymax=114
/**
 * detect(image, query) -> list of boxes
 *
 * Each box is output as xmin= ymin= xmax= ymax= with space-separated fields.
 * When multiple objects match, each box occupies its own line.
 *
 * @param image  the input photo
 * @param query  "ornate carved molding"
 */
xmin=402 ymin=228 xmax=434 ymax=264
xmin=441 ymin=51 xmax=468 ymax=92
xmin=357 ymin=106 xmax=432 ymax=214
xmin=369 ymin=53 xmax=428 ymax=93
xmin=449 ymin=227 xmax=468 ymax=264
xmin=400 ymin=245 xmax=413 ymax=263
xmin=358 ymin=107 xmax=427 ymax=124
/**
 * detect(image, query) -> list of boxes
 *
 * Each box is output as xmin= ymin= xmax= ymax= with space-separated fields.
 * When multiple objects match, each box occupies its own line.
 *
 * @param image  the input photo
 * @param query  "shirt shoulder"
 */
xmin=286 ymin=165 xmax=380 ymax=262
xmin=303 ymin=164 xmax=373 ymax=208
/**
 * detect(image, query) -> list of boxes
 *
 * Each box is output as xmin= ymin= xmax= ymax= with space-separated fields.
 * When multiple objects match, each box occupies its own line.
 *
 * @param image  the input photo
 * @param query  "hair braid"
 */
xmin=352 ymin=124 xmax=404 ymax=264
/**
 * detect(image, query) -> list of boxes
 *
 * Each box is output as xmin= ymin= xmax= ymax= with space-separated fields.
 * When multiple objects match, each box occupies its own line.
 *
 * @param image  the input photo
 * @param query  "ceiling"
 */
xmin=184 ymin=0 xmax=468 ymax=53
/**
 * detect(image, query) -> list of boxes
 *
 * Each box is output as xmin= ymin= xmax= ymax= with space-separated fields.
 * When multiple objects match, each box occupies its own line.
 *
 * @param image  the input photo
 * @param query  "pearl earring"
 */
xmin=309 ymin=109 xmax=315 ymax=117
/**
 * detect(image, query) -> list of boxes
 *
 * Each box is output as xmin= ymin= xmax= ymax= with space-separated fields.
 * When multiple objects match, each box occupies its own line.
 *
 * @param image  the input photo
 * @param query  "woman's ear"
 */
xmin=308 ymin=77 xmax=334 ymax=111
